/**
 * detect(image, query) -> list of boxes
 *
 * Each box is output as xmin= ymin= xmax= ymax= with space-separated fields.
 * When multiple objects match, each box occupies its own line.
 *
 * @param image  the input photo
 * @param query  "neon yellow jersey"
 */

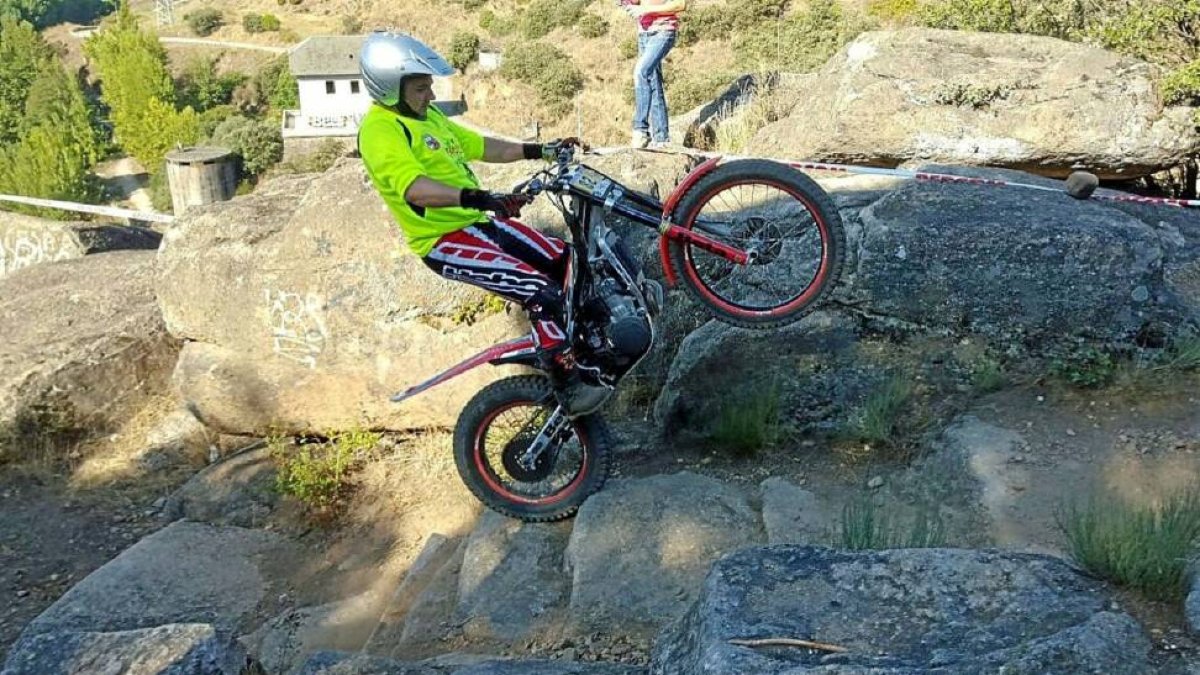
xmin=358 ymin=103 xmax=487 ymax=256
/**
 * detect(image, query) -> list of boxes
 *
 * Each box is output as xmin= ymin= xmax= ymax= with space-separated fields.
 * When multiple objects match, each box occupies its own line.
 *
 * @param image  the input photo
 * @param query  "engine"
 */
xmin=580 ymin=275 xmax=653 ymax=375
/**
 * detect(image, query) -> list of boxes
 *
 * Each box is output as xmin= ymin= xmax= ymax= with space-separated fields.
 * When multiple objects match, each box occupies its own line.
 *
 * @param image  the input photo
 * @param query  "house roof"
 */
xmin=289 ymin=35 xmax=365 ymax=78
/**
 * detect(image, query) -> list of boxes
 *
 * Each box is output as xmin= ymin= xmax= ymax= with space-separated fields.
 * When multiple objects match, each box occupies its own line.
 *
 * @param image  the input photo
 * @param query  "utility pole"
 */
xmin=155 ymin=0 xmax=175 ymax=27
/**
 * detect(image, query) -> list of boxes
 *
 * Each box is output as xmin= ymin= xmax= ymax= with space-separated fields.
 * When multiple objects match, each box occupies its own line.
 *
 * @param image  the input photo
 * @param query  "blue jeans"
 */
xmin=633 ymin=30 xmax=676 ymax=143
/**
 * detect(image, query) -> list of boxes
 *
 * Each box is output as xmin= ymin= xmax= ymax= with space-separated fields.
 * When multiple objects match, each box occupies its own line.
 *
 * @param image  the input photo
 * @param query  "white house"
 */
xmin=282 ymin=35 xmax=463 ymax=139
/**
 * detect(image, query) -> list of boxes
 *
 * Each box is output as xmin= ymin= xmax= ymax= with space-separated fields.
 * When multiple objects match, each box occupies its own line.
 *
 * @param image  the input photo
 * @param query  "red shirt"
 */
xmin=639 ymin=10 xmax=679 ymax=31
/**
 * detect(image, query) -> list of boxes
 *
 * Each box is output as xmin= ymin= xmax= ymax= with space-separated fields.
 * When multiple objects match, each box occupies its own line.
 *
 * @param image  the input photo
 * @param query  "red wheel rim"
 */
xmin=682 ymin=178 xmax=833 ymax=318
xmin=472 ymin=400 xmax=590 ymax=506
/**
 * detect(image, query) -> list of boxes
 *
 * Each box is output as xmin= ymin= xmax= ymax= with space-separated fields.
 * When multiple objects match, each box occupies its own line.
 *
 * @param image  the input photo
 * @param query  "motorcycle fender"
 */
xmin=390 ymin=335 xmax=538 ymax=404
xmin=658 ymin=156 xmax=721 ymax=287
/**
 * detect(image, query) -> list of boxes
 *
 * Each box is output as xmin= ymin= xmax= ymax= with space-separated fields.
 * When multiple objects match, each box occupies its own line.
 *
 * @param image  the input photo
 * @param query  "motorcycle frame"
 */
xmin=391 ymin=157 xmax=740 ymax=405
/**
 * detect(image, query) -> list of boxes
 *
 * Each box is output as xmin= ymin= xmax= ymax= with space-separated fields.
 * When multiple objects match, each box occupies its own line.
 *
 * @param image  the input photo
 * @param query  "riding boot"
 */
xmin=536 ymin=347 xmax=610 ymax=419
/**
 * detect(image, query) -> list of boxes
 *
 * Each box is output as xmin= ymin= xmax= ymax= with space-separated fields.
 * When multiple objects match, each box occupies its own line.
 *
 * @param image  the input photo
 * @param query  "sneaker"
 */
xmin=631 ymin=130 xmax=650 ymax=149
xmin=648 ymin=140 xmax=677 ymax=150
xmin=555 ymin=379 xmax=611 ymax=419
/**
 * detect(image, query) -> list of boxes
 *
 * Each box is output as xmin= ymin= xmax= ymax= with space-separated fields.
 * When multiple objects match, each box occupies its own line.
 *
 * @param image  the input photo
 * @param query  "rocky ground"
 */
xmin=3 ymin=368 xmax=1198 ymax=671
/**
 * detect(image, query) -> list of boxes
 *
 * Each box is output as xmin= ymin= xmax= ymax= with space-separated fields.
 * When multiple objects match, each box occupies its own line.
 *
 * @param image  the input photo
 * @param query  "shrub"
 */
xmin=447 ymin=31 xmax=480 ymax=71
xmin=838 ymin=495 xmax=946 ymax=550
xmin=519 ymin=0 xmax=590 ymax=39
xmin=499 ymin=41 xmax=584 ymax=113
xmin=196 ymin=103 xmax=239 ymax=138
xmin=177 ymin=57 xmax=246 ymax=112
xmin=455 ymin=0 xmax=486 ymax=9
xmin=273 ymin=138 xmax=346 ymax=175
xmin=1050 ymin=344 xmax=1118 ymax=389
xmin=708 ymin=380 xmax=782 ymax=456
xmin=932 ymin=81 xmax=1016 ymax=109
xmin=844 ymin=373 xmax=913 ymax=446
xmin=244 ymin=13 xmax=281 ymax=33
xmin=867 ymin=0 xmax=918 ymax=23
xmin=339 ymin=15 xmax=362 ymax=35
xmin=185 ymin=8 xmax=223 ymax=37
xmin=969 ymin=357 xmax=1006 ymax=393
xmin=270 ymin=428 xmax=382 ymax=518
xmin=733 ymin=0 xmax=866 ymax=72
xmin=666 ymin=70 xmax=737 ymax=113
xmin=1059 ymin=488 xmax=1200 ymax=601
xmin=617 ymin=35 xmax=638 ymax=60
xmin=1163 ymin=59 xmax=1200 ymax=105
xmin=578 ymin=13 xmax=608 ymax=38
xmin=148 ymin=165 xmax=173 ymax=212
xmin=210 ymin=115 xmax=283 ymax=176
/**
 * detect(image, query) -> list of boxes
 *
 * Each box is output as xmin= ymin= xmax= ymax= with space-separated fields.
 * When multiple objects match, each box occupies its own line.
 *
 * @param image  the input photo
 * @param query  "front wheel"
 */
xmin=453 ymin=375 xmax=610 ymax=521
xmin=668 ymin=159 xmax=846 ymax=329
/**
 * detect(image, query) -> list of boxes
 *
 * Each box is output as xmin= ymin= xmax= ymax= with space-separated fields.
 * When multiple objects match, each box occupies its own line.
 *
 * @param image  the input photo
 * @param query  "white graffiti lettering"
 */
xmin=0 ymin=228 xmax=78 ymax=277
xmin=265 ymin=288 xmax=328 ymax=369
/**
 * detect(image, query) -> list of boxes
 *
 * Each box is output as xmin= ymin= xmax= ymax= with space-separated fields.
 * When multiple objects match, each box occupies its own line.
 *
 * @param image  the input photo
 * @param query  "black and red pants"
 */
xmin=423 ymin=218 xmax=569 ymax=350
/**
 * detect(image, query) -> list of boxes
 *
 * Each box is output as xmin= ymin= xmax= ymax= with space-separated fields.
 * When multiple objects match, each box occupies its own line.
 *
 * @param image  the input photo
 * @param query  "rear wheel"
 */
xmin=668 ymin=159 xmax=846 ymax=329
xmin=452 ymin=375 xmax=610 ymax=521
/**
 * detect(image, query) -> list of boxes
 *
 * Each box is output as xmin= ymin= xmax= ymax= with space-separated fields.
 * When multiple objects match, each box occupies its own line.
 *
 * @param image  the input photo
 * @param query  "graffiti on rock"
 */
xmin=266 ymin=289 xmax=328 ymax=368
xmin=0 ymin=228 xmax=79 ymax=277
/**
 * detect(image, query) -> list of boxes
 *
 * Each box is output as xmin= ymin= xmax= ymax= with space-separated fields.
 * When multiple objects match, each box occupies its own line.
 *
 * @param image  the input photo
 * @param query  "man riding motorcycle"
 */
xmin=356 ymin=30 xmax=608 ymax=417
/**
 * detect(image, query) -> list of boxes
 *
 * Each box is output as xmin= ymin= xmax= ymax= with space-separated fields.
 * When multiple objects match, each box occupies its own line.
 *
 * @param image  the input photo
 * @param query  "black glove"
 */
xmin=460 ymin=188 xmax=533 ymax=218
xmin=523 ymin=137 xmax=589 ymax=162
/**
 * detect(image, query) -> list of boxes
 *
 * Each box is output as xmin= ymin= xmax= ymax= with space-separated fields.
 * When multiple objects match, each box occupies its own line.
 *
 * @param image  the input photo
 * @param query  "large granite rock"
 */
xmin=0 ymin=211 xmax=160 ymax=279
xmin=850 ymin=165 xmax=1177 ymax=345
xmin=157 ymin=151 xmax=696 ymax=435
xmin=652 ymin=546 xmax=1154 ymax=674
xmin=745 ymin=29 xmax=1200 ymax=179
xmin=1 ymin=623 xmax=249 ymax=675
xmin=14 ymin=522 xmax=284 ymax=637
xmin=456 ymin=511 xmax=573 ymax=644
xmin=564 ymin=472 xmax=764 ymax=641
xmin=0 ymin=251 xmax=180 ymax=462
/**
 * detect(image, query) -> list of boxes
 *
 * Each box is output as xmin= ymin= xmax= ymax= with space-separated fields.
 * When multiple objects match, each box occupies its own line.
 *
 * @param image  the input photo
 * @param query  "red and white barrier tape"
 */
xmin=0 ymin=194 xmax=175 ymax=223
xmin=590 ymin=146 xmax=1200 ymax=209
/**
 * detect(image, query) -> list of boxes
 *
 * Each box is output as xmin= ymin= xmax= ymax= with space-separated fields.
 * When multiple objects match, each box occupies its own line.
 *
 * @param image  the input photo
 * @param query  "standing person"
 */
xmin=356 ymin=30 xmax=607 ymax=417
xmin=622 ymin=0 xmax=686 ymax=148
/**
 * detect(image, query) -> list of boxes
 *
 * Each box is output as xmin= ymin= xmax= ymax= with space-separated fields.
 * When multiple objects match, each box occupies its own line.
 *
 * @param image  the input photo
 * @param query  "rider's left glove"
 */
xmin=459 ymin=188 xmax=533 ymax=219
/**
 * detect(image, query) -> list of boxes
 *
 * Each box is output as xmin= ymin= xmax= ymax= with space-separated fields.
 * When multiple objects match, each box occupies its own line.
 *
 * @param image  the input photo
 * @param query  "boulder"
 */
xmin=564 ymin=472 xmax=763 ymax=641
xmin=456 ymin=511 xmax=573 ymax=644
xmin=758 ymin=477 xmax=835 ymax=546
xmin=652 ymin=546 xmax=1153 ymax=674
xmin=652 ymin=311 xmax=859 ymax=435
xmin=0 ymin=251 xmax=180 ymax=462
xmin=745 ymin=29 xmax=1200 ymax=179
xmin=851 ymin=165 xmax=1172 ymax=345
xmin=157 ymin=151 xmax=696 ymax=435
xmin=245 ymin=589 xmax=389 ymax=674
xmin=296 ymin=651 xmax=644 ymax=674
xmin=0 ymin=211 xmax=160 ymax=279
xmin=15 ymin=522 xmax=285 ymax=638
xmin=162 ymin=446 xmax=278 ymax=527
xmin=1 ymin=623 xmax=249 ymax=675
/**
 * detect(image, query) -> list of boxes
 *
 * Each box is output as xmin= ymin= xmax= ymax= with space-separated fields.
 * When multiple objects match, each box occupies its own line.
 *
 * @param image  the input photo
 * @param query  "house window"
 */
xmin=350 ymin=80 xmax=361 ymax=94
xmin=325 ymin=81 xmax=335 ymax=94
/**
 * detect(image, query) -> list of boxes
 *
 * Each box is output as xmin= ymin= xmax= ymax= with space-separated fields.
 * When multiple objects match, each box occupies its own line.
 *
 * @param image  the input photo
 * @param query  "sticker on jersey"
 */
xmin=423 ymin=134 xmax=441 ymax=151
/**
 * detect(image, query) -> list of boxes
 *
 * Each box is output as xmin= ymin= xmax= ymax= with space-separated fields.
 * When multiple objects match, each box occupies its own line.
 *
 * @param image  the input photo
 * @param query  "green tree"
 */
xmin=177 ymin=57 xmax=246 ymax=112
xmin=1 ymin=0 xmax=112 ymax=28
xmin=0 ymin=16 xmax=53 ymax=146
xmin=84 ymin=2 xmax=198 ymax=168
xmin=210 ymin=115 xmax=282 ymax=176
xmin=0 ymin=60 xmax=103 ymax=216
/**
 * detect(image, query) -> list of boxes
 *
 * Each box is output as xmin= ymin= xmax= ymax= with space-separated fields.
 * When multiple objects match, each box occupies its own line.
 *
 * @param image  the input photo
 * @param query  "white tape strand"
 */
xmin=0 ymin=194 xmax=175 ymax=224
xmin=587 ymin=145 xmax=1200 ymax=208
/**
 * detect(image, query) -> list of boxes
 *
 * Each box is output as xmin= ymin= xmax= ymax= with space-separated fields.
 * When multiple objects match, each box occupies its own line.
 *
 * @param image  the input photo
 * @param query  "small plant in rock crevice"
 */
xmin=707 ymin=380 xmax=783 ymax=456
xmin=269 ymin=427 xmax=382 ymax=519
xmin=1058 ymin=487 xmax=1200 ymax=602
xmin=837 ymin=494 xmax=947 ymax=550
xmin=843 ymin=373 xmax=914 ymax=447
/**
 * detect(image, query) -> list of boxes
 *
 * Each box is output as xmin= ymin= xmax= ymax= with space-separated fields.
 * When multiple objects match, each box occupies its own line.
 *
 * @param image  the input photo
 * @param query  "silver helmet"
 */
xmin=359 ymin=31 xmax=455 ymax=107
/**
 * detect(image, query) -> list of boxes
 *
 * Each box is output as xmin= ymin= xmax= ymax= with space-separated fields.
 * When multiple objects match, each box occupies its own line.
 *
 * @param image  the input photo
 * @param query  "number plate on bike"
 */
xmin=564 ymin=165 xmax=617 ymax=199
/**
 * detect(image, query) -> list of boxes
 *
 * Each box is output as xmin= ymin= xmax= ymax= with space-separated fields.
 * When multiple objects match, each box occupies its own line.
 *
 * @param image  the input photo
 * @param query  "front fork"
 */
xmin=517 ymin=405 xmax=571 ymax=472
xmin=655 ymin=157 xmax=749 ymax=286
